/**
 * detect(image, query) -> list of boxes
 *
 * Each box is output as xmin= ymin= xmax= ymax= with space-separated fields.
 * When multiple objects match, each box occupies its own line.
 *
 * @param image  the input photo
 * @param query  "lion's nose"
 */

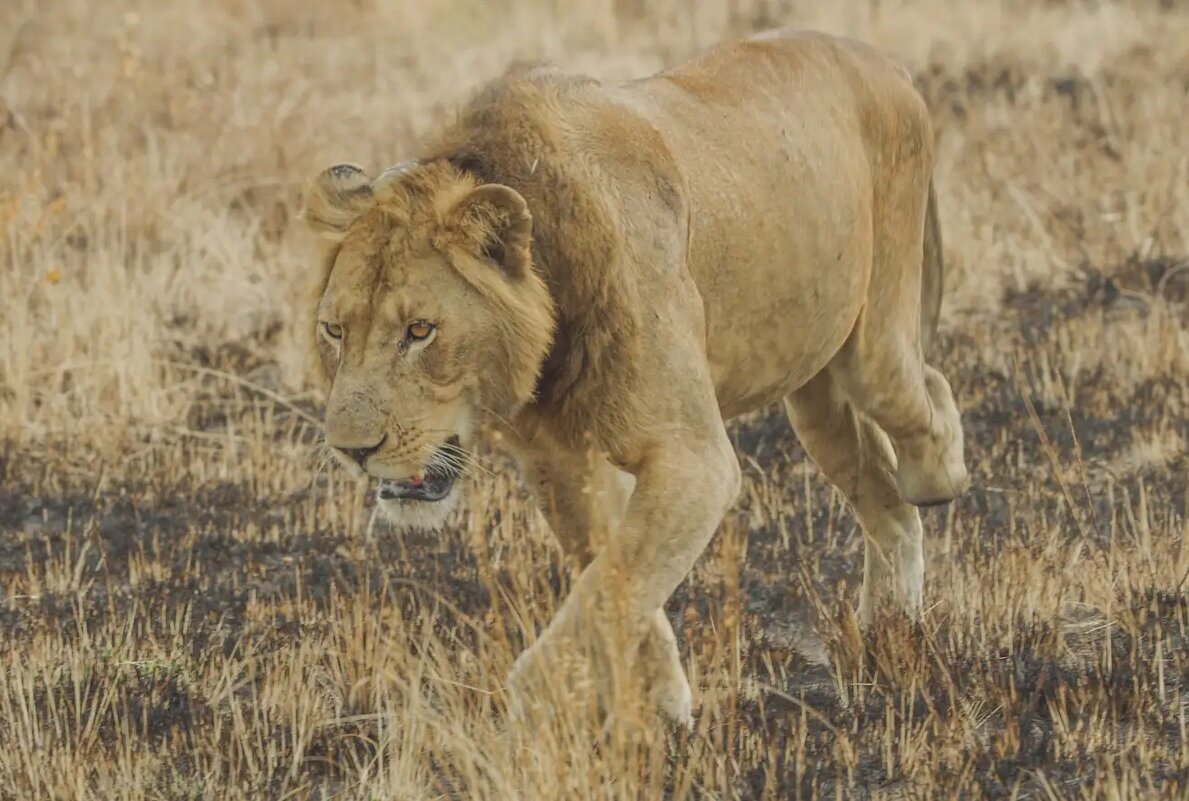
xmin=336 ymin=435 xmax=386 ymax=468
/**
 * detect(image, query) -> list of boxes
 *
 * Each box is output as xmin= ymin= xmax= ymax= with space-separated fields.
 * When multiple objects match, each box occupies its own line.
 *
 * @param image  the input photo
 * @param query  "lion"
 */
xmin=300 ymin=28 xmax=970 ymax=727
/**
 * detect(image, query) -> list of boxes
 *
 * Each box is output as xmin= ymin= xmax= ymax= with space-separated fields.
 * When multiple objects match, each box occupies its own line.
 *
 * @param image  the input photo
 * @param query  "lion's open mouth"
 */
xmin=376 ymin=436 xmax=462 ymax=503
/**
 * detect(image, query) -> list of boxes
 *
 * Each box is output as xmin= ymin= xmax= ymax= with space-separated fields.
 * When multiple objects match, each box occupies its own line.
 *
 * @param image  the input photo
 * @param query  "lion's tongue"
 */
xmin=387 ymin=476 xmax=423 ymax=493
xmin=378 ymin=479 xmax=414 ymax=500
xmin=377 ymin=472 xmax=454 ymax=502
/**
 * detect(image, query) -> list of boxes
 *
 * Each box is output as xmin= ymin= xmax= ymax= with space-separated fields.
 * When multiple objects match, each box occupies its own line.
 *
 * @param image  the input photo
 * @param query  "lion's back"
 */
xmin=422 ymin=31 xmax=937 ymax=422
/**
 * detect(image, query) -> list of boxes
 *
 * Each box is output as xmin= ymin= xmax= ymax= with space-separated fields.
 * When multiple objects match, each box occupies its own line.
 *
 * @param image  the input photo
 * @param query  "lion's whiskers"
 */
xmin=430 ymin=448 xmax=486 ymax=478
xmin=477 ymin=404 xmax=520 ymax=437
xmin=421 ymin=439 xmax=492 ymax=478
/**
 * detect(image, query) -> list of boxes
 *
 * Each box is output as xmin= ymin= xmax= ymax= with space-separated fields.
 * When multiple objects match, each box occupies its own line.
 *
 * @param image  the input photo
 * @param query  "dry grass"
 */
xmin=1 ymin=0 xmax=1187 ymax=798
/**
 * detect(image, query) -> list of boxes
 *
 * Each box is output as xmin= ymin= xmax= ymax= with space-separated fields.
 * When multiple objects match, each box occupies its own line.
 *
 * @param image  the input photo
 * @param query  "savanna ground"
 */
xmin=1 ymin=0 xmax=1187 ymax=798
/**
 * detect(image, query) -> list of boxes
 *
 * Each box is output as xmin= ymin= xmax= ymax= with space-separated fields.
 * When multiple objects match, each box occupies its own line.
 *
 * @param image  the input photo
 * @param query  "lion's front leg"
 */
xmin=505 ymin=430 xmax=741 ymax=725
xmin=503 ymin=427 xmax=698 ymax=726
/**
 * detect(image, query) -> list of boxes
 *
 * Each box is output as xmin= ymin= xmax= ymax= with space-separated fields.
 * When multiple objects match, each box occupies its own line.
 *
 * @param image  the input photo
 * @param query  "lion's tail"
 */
xmin=919 ymin=177 xmax=944 ymax=358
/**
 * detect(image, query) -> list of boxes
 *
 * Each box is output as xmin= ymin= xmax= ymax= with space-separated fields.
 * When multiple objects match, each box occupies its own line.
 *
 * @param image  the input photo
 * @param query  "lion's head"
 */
xmin=301 ymin=160 xmax=555 ymax=530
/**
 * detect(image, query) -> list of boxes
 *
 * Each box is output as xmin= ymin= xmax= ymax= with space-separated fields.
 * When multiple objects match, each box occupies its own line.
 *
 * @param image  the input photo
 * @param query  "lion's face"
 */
xmin=303 ymin=161 xmax=555 ymax=530
xmin=316 ymin=235 xmax=483 ymax=524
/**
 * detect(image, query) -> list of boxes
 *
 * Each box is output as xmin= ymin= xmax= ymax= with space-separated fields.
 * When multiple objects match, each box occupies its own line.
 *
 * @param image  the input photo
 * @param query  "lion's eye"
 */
xmin=321 ymin=321 xmax=343 ymax=341
xmin=406 ymin=321 xmax=436 ymax=342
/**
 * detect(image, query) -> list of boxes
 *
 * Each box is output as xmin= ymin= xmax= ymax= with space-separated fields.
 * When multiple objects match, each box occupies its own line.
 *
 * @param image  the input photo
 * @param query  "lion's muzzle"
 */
xmin=376 ymin=435 xmax=462 ymax=503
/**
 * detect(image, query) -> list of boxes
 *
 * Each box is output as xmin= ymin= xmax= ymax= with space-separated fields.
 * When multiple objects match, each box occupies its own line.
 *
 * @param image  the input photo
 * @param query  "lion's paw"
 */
xmin=503 ymin=641 xmax=553 ymax=724
xmin=651 ymin=668 xmax=694 ymax=729
xmin=894 ymin=442 xmax=970 ymax=506
xmin=896 ymin=370 xmax=970 ymax=506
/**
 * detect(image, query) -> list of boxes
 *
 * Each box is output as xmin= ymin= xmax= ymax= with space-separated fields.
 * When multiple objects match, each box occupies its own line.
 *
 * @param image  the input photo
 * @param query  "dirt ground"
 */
xmin=1 ymin=1 xmax=1186 ymax=799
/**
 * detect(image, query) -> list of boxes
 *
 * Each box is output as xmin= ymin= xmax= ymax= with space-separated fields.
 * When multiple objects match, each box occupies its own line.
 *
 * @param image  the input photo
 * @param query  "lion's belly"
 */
xmin=701 ymin=235 xmax=869 ymax=420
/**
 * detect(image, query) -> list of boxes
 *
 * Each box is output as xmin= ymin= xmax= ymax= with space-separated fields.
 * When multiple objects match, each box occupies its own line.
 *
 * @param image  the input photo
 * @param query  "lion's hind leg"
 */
xmin=830 ymin=324 xmax=969 ymax=508
xmin=784 ymin=371 xmax=925 ymax=625
xmin=829 ymin=129 xmax=968 ymax=507
xmin=901 ymin=364 xmax=968 ymax=506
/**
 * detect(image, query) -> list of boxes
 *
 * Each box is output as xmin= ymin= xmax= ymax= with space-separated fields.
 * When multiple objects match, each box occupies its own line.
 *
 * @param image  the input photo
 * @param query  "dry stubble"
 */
xmin=0 ymin=1 xmax=1186 ymax=799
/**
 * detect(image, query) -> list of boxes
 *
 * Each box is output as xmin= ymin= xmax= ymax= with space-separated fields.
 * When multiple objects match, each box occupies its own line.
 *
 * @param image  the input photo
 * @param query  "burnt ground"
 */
xmin=1 ymin=256 xmax=1184 ymax=799
xmin=2 ymin=0 xmax=1187 ymax=795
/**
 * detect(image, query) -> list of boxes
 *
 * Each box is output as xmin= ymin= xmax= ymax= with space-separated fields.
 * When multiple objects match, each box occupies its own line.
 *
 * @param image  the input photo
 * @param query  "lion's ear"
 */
xmin=447 ymin=184 xmax=533 ymax=279
xmin=302 ymin=163 xmax=375 ymax=240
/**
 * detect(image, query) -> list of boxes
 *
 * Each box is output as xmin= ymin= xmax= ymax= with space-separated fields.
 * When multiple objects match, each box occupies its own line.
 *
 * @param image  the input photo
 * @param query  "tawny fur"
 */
xmin=300 ymin=28 xmax=970 ymax=726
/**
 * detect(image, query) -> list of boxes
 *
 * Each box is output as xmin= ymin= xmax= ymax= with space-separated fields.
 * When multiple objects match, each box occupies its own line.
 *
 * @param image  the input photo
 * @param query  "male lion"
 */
xmin=301 ymin=29 xmax=969 ymax=726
